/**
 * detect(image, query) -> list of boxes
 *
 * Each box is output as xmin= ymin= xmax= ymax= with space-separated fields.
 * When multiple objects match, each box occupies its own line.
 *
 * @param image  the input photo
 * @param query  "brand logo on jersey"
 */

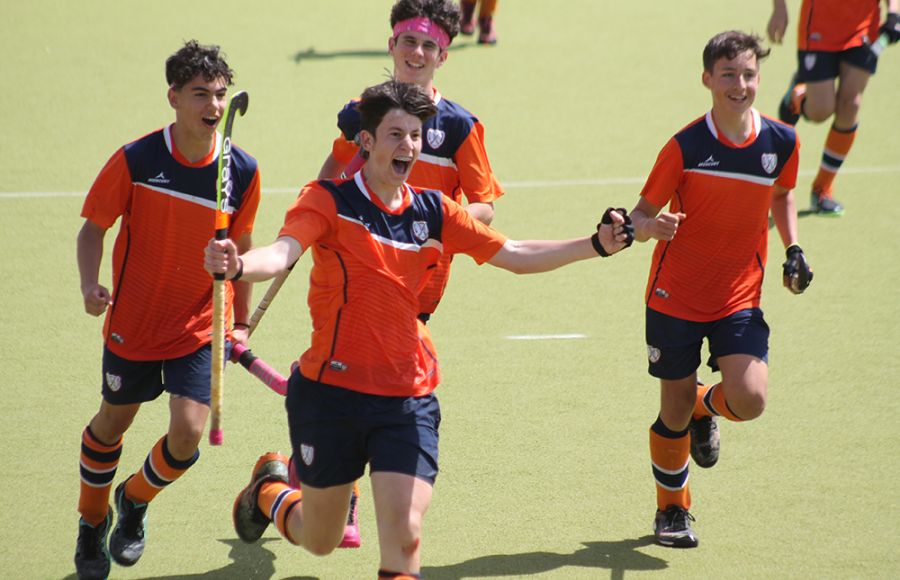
xmin=329 ymin=360 xmax=347 ymax=372
xmin=148 ymin=172 xmax=170 ymax=184
xmin=698 ymin=155 xmax=719 ymax=168
xmin=412 ymin=221 xmax=429 ymax=243
xmin=110 ymin=333 xmax=125 ymax=344
xmin=654 ymin=288 xmax=670 ymax=299
xmin=761 ymin=153 xmax=778 ymax=174
xmin=300 ymin=443 xmax=315 ymax=466
xmin=804 ymin=53 xmax=817 ymax=71
xmin=105 ymin=372 xmax=122 ymax=392
xmin=647 ymin=345 xmax=661 ymax=364
xmin=426 ymin=128 xmax=445 ymax=149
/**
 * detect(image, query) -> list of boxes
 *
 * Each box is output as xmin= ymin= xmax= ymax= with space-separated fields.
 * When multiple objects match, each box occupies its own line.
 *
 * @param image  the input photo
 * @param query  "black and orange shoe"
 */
xmin=689 ymin=415 xmax=720 ymax=468
xmin=74 ymin=510 xmax=111 ymax=580
xmin=778 ymin=75 xmax=806 ymax=126
xmin=233 ymin=452 xmax=290 ymax=543
xmin=811 ymin=190 xmax=844 ymax=216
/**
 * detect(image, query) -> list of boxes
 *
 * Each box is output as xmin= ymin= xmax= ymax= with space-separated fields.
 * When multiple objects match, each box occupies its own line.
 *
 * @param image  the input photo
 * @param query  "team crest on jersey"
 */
xmin=412 ymin=221 xmax=429 ymax=243
xmin=300 ymin=444 xmax=315 ymax=466
xmin=761 ymin=153 xmax=778 ymax=174
xmin=105 ymin=372 xmax=122 ymax=392
xmin=426 ymin=128 xmax=445 ymax=149
xmin=804 ymin=53 xmax=817 ymax=71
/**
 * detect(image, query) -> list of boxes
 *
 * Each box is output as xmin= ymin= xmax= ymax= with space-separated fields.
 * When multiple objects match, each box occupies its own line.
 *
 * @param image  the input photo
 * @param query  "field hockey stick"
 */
xmin=230 ymin=343 xmax=288 ymax=395
xmin=210 ymin=90 xmax=250 ymax=446
xmin=247 ymin=260 xmax=297 ymax=336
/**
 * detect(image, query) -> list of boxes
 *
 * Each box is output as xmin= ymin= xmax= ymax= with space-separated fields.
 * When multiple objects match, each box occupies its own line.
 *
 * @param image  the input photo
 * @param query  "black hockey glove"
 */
xmin=881 ymin=12 xmax=900 ymax=44
xmin=782 ymin=244 xmax=813 ymax=294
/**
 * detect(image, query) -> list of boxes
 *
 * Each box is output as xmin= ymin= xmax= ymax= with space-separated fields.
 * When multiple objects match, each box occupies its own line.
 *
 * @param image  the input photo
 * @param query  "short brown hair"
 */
xmin=702 ymin=31 xmax=770 ymax=72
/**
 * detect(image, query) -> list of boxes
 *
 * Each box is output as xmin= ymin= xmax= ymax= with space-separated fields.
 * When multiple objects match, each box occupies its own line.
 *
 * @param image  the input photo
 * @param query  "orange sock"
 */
xmin=259 ymin=481 xmax=303 ymax=544
xmin=479 ymin=0 xmax=498 ymax=17
xmin=78 ymin=426 xmax=122 ymax=526
xmin=694 ymin=383 xmax=743 ymax=422
xmin=812 ymin=124 xmax=857 ymax=197
xmin=124 ymin=435 xmax=198 ymax=504
xmin=650 ymin=417 xmax=691 ymax=511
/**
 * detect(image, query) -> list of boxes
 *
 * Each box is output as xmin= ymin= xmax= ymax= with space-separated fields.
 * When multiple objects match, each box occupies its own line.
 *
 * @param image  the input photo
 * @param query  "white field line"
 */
xmin=505 ymin=334 xmax=587 ymax=340
xmin=3 ymin=165 xmax=899 ymax=199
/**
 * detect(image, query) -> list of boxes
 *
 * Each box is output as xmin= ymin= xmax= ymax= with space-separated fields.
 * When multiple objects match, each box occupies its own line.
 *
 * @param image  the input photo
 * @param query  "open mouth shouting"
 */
xmin=202 ymin=116 xmax=219 ymax=127
xmin=392 ymin=155 xmax=413 ymax=175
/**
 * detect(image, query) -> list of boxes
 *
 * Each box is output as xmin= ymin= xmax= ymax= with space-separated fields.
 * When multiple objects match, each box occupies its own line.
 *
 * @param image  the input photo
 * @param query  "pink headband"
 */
xmin=392 ymin=17 xmax=450 ymax=50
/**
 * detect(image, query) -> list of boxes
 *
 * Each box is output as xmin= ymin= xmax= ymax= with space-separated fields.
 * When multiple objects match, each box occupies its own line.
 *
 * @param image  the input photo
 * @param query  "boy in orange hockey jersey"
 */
xmin=74 ymin=40 xmax=260 ymax=579
xmin=205 ymin=79 xmax=631 ymax=580
xmin=625 ymin=31 xmax=813 ymax=547
xmin=768 ymin=0 xmax=900 ymax=215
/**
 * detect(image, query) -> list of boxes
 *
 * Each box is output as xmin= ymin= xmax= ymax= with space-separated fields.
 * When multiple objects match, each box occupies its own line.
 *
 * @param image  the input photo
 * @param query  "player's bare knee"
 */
xmin=303 ymin=537 xmax=339 ymax=557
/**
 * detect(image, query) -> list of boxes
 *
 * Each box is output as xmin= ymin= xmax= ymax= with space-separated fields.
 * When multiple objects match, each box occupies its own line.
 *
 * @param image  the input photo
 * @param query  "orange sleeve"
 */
xmin=776 ymin=136 xmax=800 ymax=191
xmin=455 ymin=121 xmax=504 ymax=204
xmin=229 ymin=167 xmax=261 ymax=238
xmin=81 ymin=148 xmax=132 ymax=228
xmin=441 ymin=196 xmax=507 ymax=263
xmin=639 ymin=138 xmax=684 ymax=210
xmin=331 ymin=135 xmax=360 ymax=166
xmin=277 ymin=182 xmax=335 ymax=250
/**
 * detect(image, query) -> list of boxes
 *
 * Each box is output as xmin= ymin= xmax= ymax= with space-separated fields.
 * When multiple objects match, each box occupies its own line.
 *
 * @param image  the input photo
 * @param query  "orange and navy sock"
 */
xmin=258 ymin=481 xmax=303 ymax=544
xmin=812 ymin=124 xmax=858 ymax=197
xmin=78 ymin=426 xmax=122 ymax=526
xmin=124 ymin=435 xmax=198 ymax=504
xmin=378 ymin=571 xmax=422 ymax=580
xmin=650 ymin=416 xmax=691 ymax=511
xmin=693 ymin=383 xmax=743 ymax=422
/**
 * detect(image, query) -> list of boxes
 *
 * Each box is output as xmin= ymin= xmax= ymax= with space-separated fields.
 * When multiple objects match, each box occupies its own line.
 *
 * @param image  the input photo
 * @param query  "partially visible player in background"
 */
xmin=625 ymin=30 xmax=812 ymax=548
xmin=767 ymin=0 xmax=900 ymax=215
xmin=459 ymin=0 xmax=499 ymax=44
xmin=316 ymin=0 xmax=504 ymax=547
xmin=74 ymin=40 xmax=260 ymax=580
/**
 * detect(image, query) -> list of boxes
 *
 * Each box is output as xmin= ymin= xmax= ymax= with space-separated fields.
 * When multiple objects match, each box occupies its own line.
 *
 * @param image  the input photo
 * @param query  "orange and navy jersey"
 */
xmin=331 ymin=88 xmax=504 ymax=314
xmin=797 ymin=0 xmax=883 ymax=51
xmin=640 ymin=110 xmax=799 ymax=322
xmin=277 ymin=173 xmax=506 ymax=397
xmin=81 ymin=125 xmax=261 ymax=360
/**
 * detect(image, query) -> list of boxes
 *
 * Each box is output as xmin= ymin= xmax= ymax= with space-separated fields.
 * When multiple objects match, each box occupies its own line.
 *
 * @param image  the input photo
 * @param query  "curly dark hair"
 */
xmin=390 ymin=0 xmax=460 ymax=42
xmin=702 ymin=31 xmax=770 ymax=72
xmin=165 ymin=40 xmax=234 ymax=89
xmin=357 ymin=79 xmax=438 ymax=136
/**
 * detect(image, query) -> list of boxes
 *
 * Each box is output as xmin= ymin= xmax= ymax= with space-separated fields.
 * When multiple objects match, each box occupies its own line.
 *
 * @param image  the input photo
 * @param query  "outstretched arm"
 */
xmin=487 ymin=210 xmax=629 ymax=274
xmin=205 ymin=236 xmax=303 ymax=283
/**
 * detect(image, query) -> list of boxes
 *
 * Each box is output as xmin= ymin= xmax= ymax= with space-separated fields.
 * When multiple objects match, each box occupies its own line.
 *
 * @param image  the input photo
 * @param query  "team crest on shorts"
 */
xmin=804 ymin=53 xmax=817 ymax=71
xmin=105 ymin=372 xmax=122 ymax=392
xmin=300 ymin=444 xmax=315 ymax=466
xmin=426 ymin=128 xmax=445 ymax=149
xmin=647 ymin=345 xmax=661 ymax=364
xmin=761 ymin=153 xmax=778 ymax=174
xmin=412 ymin=221 xmax=429 ymax=242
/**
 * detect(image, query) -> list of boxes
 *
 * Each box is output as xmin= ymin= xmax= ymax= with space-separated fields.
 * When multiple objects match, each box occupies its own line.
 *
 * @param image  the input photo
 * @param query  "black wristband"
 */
xmin=230 ymin=257 xmax=244 ymax=281
xmin=232 ymin=322 xmax=250 ymax=329
xmin=591 ymin=230 xmax=610 ymax=257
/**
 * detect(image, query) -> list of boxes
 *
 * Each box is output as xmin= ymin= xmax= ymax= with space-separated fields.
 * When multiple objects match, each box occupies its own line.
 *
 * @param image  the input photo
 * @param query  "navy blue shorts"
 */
xmin=796 ymin=45 xmax=878 ymax=82
xmin=645 ymin=307 xmax=769 ymax=380
xmin=101 ymin=343 xmax=229 ymax=406
xmin=285 ymin=371 xmax=441 ymax=487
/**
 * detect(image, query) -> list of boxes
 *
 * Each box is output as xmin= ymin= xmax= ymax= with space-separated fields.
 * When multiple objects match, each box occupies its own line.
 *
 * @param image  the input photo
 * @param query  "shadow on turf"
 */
xmin=60 ymin=538 xmax=317 ymax=580
xmin=422 ymin=536 xmax=667 ymax=579
xmin=293 ymin=43 xmax=471 ymax=63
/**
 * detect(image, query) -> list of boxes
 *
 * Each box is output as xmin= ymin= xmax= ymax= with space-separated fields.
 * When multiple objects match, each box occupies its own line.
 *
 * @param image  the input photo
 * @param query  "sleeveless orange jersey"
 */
xmin=797 ymin=0 xmax=883 ymax=51
xmin=278 ymin=173 xmax=506 ymax=397
xmin=641 ymin=110 xmax=799 ymax=322
xmin=330 ymin=88 xmax=504 ymax=314
xmin=82 ymin=125 xmax=261 ymax=360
